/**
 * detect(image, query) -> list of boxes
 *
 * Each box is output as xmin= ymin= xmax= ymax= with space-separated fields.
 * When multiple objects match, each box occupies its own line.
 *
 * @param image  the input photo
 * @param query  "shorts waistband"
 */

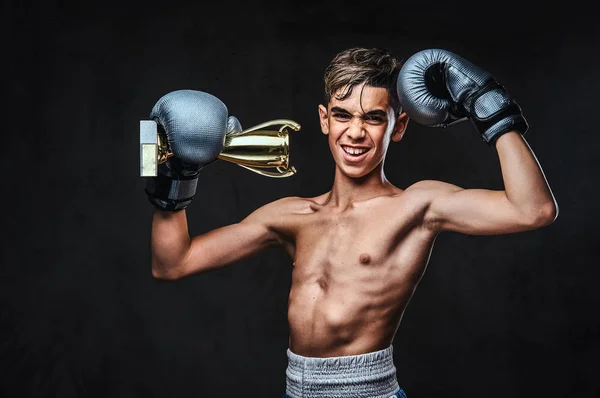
xmin=285 ymin=346 xmax=400 ymax=398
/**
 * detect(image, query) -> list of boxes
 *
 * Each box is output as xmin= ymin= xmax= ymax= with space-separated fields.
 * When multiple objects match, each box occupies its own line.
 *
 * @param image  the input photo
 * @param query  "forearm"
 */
xmin=150 ymin=209 xmax=191 ymax=279
xmin=495 ymin=131 xmax=558 ymax=223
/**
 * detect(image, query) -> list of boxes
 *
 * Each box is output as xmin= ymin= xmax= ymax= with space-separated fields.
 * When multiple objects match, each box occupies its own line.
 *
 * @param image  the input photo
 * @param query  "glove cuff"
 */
xmin=476 ymin=114 xmax=529 ymax=145
xmin=145 ymin=175 xmax=198 ymax=211
xmin=465 ymin=83 xmax=529 ymax=145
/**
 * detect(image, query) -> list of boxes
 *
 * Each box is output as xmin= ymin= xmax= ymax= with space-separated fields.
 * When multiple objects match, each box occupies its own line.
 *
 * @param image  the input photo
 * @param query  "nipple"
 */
xmin=359 ymin=253 xmax=371 ymax=265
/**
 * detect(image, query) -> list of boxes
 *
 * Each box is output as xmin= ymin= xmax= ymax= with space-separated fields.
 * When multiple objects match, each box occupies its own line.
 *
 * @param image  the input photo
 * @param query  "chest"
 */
xmin=294 ymin=205 xmax=421 ymax=268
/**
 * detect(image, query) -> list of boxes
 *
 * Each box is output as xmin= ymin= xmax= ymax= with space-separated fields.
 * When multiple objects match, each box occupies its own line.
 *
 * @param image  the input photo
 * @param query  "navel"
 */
xmin=317 ymin=277 xmax=328 ymax=290
xmin=359 ymin=253 xmax=371 ymax=265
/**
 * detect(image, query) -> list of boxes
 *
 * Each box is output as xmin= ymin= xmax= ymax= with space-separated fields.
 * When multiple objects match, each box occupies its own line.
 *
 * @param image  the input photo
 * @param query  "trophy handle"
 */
xmin=228 ymin=119 xmax=301 ymax=137
xmin=237 ymin=165 xmax=298 ymax=178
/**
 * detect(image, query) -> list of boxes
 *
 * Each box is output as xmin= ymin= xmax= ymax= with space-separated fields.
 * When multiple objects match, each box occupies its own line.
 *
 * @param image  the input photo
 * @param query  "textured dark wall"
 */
xmin=2 ymin=1 xmax=598 ymax=397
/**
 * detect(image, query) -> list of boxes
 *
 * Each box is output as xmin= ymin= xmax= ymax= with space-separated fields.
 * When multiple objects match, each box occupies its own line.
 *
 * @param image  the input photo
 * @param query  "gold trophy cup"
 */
xmin=140 ymin=119 xmax=301 ymax=178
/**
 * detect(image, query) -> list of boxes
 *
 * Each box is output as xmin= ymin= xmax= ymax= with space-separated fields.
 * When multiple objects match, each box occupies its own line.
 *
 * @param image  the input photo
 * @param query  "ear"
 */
xmin=318 ymin=104 xmax=329 ymax=135
xmin=391 ymin=111 xmax=409 ymax=142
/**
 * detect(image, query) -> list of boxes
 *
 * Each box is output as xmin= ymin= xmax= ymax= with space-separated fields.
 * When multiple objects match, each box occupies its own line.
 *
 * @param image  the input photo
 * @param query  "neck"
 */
xmin=326 ymin=162 xmax=394 ymax=209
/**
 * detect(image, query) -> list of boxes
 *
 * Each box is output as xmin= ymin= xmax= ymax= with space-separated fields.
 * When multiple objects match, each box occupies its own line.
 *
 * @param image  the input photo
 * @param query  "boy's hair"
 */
xmin=324 ymin=47 xmax=403 ymax=116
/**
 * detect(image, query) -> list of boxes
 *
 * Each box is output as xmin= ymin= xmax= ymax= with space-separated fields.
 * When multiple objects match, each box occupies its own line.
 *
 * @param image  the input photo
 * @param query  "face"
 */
xmin=318 ymin=84 xmax=409 ymax=179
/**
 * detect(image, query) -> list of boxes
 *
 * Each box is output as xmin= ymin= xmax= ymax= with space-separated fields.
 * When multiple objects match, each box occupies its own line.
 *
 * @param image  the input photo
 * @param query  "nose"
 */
xmin=345 ymin=118 xmax=366 ymax=140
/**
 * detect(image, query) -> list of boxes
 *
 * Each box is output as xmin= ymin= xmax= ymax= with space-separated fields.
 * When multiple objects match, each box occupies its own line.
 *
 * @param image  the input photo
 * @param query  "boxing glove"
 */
xmin=144 ymin=90 xmax=242 ymax=211
xmin=396 ymin=49 xmax=528 ymax=145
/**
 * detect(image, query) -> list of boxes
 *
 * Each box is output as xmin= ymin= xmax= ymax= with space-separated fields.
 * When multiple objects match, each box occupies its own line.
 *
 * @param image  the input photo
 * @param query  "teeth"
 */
xmin=343 ymin=146 xmax=368 ymax=155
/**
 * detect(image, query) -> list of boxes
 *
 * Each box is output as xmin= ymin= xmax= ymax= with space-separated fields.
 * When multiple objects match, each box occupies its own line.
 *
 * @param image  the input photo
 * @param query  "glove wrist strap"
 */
xmin=465 ymin=83 xmax=529 ymax=146
xmin=144 ymin=175 xmax=198 ymax=211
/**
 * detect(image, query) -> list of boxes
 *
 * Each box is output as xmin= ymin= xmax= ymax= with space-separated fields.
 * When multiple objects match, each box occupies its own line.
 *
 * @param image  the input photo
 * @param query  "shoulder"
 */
xmin=404 ymin=179 xmax=463 ymax=199
xmin=244 ymin=195 xmax=324 ymax=221
xmin=386 ymin=180 xmax=464 ymax=215
xmin=265 ymin=195 xmax=325 ymax=213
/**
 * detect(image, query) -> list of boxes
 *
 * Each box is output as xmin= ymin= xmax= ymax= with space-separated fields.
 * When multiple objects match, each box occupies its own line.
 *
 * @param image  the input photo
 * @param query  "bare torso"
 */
xmin=274 ymin=186 xmax=437 ymax=357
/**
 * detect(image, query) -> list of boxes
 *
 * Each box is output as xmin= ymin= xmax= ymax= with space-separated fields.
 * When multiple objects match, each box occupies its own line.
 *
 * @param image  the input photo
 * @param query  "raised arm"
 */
xmin=151 ymin=200 xmax=285 ymax=280
xmin=397 ymin=49 xmax=557 ymax=235
xmin=142 ymin=90 xmax=287 ymax=280
xmin=417 ymin=131 xmax=557 ymax=235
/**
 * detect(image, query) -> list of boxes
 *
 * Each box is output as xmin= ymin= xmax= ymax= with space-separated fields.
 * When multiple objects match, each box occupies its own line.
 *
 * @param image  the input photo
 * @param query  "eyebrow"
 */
xmin=330 ymin=106 xmax=387 ymax=118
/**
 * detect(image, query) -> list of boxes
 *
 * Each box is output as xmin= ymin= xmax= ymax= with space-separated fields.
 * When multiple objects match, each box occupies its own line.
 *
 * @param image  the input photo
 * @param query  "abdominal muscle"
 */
xmin=287 ymin=258 xmax=422 ymax=358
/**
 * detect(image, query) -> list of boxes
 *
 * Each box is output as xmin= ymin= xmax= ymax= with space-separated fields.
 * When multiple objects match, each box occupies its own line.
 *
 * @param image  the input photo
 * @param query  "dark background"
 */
xmin=2 ymin=1 xmax=598 ymax=397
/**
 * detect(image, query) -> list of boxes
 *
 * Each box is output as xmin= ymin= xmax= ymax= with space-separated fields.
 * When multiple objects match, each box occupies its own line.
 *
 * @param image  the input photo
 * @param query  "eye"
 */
xmin=364 ymin=115 xmax=385 ymax=124
xmin=333 ymin=113 xmax=351 ymax=120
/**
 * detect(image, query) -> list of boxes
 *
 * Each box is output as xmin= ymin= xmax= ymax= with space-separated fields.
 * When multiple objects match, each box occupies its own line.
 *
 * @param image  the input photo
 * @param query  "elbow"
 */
xmin=526 ymin=201 xmax=559 ymax=228
xmin=151 ymin=268 xmax=172 ymax=281
xmin=151 ymin=260 xmax=186 ymax=281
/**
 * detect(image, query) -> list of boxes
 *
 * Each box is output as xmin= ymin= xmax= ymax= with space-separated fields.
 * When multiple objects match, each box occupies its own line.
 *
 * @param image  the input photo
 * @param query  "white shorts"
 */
xmin=284 ymin=345 xmax=403 ymax=398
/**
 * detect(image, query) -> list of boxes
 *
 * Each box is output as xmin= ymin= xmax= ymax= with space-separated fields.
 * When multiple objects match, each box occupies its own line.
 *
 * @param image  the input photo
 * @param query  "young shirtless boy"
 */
xmin=144 ymin=47 xmax=558 ymax=398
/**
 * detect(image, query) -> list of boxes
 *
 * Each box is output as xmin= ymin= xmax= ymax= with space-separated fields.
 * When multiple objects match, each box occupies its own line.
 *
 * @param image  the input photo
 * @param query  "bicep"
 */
xmin=425 ymin=183 xmax=531 ymax=235
xmin=181 ymin=220 xmax=278 ymax=275
xmin=185 ymin=224 xmax=277 ymax=274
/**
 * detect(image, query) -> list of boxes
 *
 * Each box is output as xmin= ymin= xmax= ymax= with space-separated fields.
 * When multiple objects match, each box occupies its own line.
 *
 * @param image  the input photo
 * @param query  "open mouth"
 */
xmin=341 ymin=145 xmax=371 ymax=161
